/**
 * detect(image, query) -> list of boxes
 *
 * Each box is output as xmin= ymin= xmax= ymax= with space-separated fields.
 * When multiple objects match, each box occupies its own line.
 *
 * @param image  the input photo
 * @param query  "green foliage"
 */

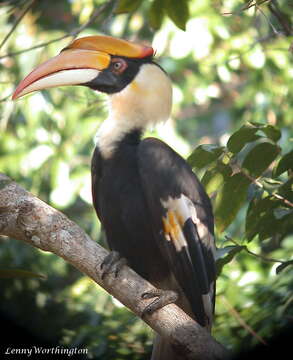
xmin=149 ymin=0 xmax=165 ymax=30
xmin=215 ymin=245 xmax=246 ymax=278
xmin=188 ymin=144 xmax=225 ymax=169
xmin=164 ymin=0 xmax=190 ymax=31
xmin=115 ymin=0 xmax=190 ymax=30
xmin=0 ymin=0 xmax=292 ymax=358
xmin=215 ymin=172 xmax=251 ymax=232
xmin=188 ymin=122 xmax=292 ymax=243
xmin=275 ymin=149 xmax=293 ymax=176
xmin=115 ymin=0 xmax=144 ymax=14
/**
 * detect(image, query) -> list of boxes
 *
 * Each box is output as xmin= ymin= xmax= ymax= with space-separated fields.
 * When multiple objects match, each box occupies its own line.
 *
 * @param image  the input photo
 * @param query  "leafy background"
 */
xmin=0 ymin=0 xmax=292 ymax=358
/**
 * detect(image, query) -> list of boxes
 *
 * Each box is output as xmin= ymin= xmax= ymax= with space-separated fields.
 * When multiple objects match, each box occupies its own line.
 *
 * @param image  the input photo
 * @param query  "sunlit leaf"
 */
xmin=245 ymin=197 xmax=281 ymax=241
xmin=275 ymin=211 xmax=293 ymax=242
xmin=275 ymin=149 xmax=293 ymax=177
xmin=215 ymin=173 xmax=250 ymax=232
xmin=115 ymin=0 xmax=143 ymax=14
xmin=260 ymin=125 xmax=281 ymax=143
xmin=215 ymin=245 xmax=246 ymax=277
xmin=261 ymin=178 xmax=282 ymax=193
xmin=278 ymin=177 xmax=293 ymax=202
xmin=242 ymin=142 xmax=280 ymax=178
xmin=188 ymin=145 xmax=224 ymax=169
xmin=248 ymin=122 xmax=281 ymax=143
xmin=227 ymin=125 xmax=260 ymax=154
xmin=201 ymin=162 xmax=232 ymax=195
xmin=149 ymin=0 xmax=165 ymax=30
xmin=227 ymin=123 xmax=281 ymax=155
xmin=165 ymin=0 xmax=189 ymax=30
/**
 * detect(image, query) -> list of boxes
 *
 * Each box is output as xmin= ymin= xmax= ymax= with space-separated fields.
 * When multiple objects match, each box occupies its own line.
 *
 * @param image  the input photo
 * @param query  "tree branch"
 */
xmin=220 ymin=296 xmax=267 ymax=346
xmin=0 ymin=173 xmax=229 ymax=360
xmin=0 ymin=0 xmax=38 ymax=51
xmin=0 ymin=0 xmax=115 ymax=61
xmin=268 ymin=0 xmax=292 ymax=36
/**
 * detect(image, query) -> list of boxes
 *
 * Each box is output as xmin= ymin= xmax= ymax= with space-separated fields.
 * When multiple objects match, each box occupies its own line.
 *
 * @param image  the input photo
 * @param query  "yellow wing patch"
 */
xmin=162 ymin=210 xmax=186 ymax=251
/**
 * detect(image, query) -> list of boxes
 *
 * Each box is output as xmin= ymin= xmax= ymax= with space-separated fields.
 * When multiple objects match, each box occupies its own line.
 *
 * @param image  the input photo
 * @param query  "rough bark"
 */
xmin=0 ymin=173 xmax=229 ymax=360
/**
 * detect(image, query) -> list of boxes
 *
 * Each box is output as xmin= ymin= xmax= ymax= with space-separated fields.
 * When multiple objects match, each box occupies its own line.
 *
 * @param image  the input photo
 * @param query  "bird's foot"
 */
xmin=141 ymin=288 xmax=178 ymax=318
xmin=100 ymin=251 xmax=127 ymax=280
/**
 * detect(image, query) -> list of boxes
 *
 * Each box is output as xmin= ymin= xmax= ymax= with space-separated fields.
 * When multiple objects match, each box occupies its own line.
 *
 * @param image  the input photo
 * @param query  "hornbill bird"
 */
xmin=13 ymin=35 xmax=216 ymax=359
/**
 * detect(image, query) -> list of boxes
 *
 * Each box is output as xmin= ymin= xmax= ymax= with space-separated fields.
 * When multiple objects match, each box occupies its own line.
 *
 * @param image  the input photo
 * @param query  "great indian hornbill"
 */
xmin=13 ymin=35 xmax=216 ymax=359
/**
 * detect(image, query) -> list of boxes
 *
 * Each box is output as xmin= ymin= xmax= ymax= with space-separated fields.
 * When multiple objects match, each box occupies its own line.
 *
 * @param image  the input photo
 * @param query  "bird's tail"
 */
xmin=151 ymin=334 xmax=181 ymax=360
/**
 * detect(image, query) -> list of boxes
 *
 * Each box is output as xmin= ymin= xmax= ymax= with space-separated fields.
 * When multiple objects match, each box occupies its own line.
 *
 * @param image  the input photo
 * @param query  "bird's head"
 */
xmin=13 ymin=35 xmax=172 ymax=127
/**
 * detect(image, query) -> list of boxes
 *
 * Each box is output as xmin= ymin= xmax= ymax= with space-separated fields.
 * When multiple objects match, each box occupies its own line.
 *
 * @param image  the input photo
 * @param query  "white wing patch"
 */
xmin=161 ymin=194 xmax=216 ymax=329
xmin=161 ymin=194 xmax=189 ymax=251
xmin=161 ymin=194 xmax=211 ymax=244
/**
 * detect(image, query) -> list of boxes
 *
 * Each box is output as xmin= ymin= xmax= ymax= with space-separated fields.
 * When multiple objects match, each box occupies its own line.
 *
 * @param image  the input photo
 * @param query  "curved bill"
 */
xmin=12 ymin=48 xmax=111 ymax=100
xmin=65 ymin=35 xmax=154 ymax=59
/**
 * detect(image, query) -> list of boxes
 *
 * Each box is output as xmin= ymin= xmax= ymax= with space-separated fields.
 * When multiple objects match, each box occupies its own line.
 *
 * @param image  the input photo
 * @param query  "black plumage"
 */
xmin=92 ymin=132 xmax=216 ymax=327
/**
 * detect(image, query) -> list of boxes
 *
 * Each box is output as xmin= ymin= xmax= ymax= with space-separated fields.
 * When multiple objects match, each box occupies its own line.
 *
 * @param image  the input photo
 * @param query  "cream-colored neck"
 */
xmin=95 ymin=63 xmax=172 ymax=158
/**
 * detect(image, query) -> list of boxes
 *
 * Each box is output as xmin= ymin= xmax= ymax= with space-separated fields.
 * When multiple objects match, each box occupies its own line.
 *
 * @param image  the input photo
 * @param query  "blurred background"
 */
xmin=0 ymin=0 xmax=292 ymax=358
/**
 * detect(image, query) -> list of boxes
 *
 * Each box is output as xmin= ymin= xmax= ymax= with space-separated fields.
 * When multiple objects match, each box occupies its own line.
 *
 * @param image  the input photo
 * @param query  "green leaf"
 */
xmin=115 ymin=0 xmax=143 ymax=14
xmin=245 ymin=196 xmax=292 ymax=242
xmin=165 ymin=0 xmax=189 ymax=30
xmin=245 ymin=197 xmax=281 ymax=241
xmin=276 ymin=210 xmax=293 ymax=241
xmin=276 ymin=260 xmax=293 ymax=274
xmin=188 ymin=145 xmax=224 ymax=169
xmin=0 ymin=269 xmax=46 ymax=279
xmin=227 ymin=125 xmax=260 ymax=154
xmin=248 ymin=122 xmax=281 ymax=142
xmin=149 ymin=0 xmax=165 ymax=30
xmin=278 ymin=177 xmax=293 ymax=202
xmin=215 ymin=245 xmax=246 ymax=277
xmin=201 ymin=162 xmax=232 ymax=195
xmin=261 ymin=178 xmax=282 ymax=193
xmin=215 ymin=173 xmax=251 ymax=232
xmin=242 ymin=142 xmax=280 ymax=178
xmin=261 ymin=125 xmax=281 ymax=143
xmin=275 ymin=149 xmax=293 ymax=176
xmin=227 ymin=123 xmax=281 ymax=154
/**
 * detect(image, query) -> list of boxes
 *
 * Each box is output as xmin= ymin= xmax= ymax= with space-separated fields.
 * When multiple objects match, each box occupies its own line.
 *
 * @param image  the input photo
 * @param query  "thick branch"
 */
xmin=0 ymin=173 xmax=229 ymax=360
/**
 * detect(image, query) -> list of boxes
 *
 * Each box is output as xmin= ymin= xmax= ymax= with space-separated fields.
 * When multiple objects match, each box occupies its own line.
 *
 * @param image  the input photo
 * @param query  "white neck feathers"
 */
xmin=95 ymin=63 xmax=172 ymax=158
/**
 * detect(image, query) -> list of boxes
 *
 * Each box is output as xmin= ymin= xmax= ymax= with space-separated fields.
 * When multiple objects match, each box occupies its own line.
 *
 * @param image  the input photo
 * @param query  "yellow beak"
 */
xmin=12 ymin=35 xmax=153 ymax=100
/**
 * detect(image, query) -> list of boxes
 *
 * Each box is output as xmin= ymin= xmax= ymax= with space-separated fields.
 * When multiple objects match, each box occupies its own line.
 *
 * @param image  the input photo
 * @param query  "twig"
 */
xmin=70 ymin=1 xmax=113 ymax=39
xmin=0 ymin=1 xmax=114 ymax=61
xmin=268 ymin=0 xmax=292 ymax=36
xmin=227 ymin=152 xmax=293 ymax=209
xmin=220 ymin=296 xmax=267 ymax=345
xmin=0 ymin=173 xmax=229 ymax=360
xmin=0 ymin=34 xmax=71 ymax=60
xmin=222 ymin=0 xmax=271 ymax=16
xmin=226 ymin=236 xmax=288 ymax=265
xmin=0 ymin=0 xmax=38 ymax=51
xmin=245 ymin=246 xmax=287 ymax=265
xmin=242 ymin=0 xmax=271 ymax=12
xmin=255 ymin=3 xmax=279 ymax=35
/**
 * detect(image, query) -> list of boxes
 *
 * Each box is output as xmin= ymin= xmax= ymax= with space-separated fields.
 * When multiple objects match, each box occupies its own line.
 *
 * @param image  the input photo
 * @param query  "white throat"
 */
xmin=95 ymin=63 xmax=172 ymax=158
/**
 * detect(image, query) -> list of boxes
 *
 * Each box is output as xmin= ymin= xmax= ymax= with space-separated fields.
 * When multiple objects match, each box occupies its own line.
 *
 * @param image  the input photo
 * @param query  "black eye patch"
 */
xmin=84 ymin=56 xmax=154 ymax=94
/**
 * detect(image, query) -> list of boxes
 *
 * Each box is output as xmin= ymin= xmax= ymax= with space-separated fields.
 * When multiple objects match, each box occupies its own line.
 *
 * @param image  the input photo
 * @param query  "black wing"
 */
xmin=91 ymin=146 xmax=102 ymax=220
xmin=138 ymin=137 xmax=216 ymax=327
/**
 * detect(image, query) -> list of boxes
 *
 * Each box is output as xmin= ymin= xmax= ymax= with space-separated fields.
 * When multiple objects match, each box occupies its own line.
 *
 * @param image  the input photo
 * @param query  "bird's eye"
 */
xmin=111 ymin=58 xmax=127 ymax=74
xmin=114 ymin=62 xmax=122 ymax=70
